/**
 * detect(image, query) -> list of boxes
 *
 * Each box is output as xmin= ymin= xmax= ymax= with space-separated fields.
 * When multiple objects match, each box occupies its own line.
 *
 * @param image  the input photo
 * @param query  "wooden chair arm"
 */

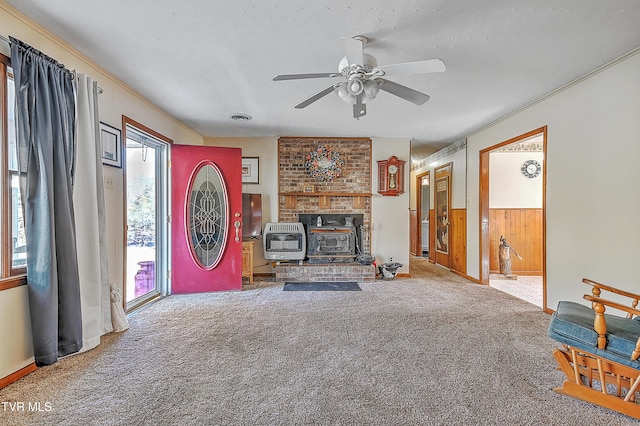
xmin=583 ymin=295 xmax=608 ymax=349
xmin=583 ymin=294 xmax=640 ymax=360
xmin=583 ymin=295 xmax=640 ymax=318
xmin=582 ymin=278 xmax=640 ymax=315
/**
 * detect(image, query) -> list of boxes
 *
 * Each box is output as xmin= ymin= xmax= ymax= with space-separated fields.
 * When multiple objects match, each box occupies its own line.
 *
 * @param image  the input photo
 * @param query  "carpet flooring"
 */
xmin=283 ymin=281 xmax=361 ymax=291
xmin=0 ymin=257 xmax=636 ymax=425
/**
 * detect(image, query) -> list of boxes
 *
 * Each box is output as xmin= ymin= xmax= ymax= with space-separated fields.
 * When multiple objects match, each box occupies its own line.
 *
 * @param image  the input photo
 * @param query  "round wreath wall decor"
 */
xmin=304 ymin=145 xmax=345 ymax=181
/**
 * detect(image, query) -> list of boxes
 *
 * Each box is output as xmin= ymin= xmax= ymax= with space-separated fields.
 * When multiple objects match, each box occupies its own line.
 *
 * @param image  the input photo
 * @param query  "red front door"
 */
xmin=171 ymin=145 xmax=243 ymax=293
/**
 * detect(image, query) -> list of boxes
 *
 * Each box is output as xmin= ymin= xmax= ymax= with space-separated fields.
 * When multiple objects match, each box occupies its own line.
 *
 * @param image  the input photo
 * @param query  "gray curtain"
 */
xmin=11 ymin=37 xmax=82 ymax=366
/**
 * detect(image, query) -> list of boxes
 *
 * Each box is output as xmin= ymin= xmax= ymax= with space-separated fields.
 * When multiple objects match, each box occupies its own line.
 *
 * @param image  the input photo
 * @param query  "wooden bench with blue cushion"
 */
xmin=548 ymin=278 xmax=640 ymax=419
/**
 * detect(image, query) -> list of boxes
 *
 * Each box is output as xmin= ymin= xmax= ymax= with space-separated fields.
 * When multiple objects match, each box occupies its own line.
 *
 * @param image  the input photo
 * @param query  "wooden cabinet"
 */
xmin=242 ymin=241 xmax=254 ymax=284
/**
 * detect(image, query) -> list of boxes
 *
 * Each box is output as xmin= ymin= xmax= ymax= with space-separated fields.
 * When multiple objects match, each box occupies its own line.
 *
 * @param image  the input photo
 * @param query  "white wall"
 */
xmin=489 ymin=152 xmax=543 ymax=208
xmin=371 ymin=139 xmax=411 ymax=273
xmin=0 ymin=3 xmax=203 ymax=380
xmin=0 ymin=286 xmax=33 ymax=379
xmin=467 ymin=49 xmax=640 ymax=309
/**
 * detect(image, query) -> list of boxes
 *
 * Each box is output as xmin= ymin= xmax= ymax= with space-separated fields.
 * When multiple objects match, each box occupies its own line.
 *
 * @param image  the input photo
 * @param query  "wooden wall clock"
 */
xmin=377 ymin=156 xmax=405 ymax=196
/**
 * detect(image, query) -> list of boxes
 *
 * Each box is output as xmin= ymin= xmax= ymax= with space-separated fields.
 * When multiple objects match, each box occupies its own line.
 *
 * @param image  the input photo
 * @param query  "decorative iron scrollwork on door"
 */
xmin=187 ymin=162 xmax=228 ymax=269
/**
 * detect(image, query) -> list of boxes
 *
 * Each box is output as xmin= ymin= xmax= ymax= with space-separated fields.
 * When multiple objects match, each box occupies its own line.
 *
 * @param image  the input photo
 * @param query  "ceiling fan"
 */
xmin=273 ymin=36 xmax=446 ymax=119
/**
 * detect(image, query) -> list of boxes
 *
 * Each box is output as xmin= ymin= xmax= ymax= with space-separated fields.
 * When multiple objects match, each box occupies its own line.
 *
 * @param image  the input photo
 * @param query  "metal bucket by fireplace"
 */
xmin=379 ymin=262 xmax=402 ymax=280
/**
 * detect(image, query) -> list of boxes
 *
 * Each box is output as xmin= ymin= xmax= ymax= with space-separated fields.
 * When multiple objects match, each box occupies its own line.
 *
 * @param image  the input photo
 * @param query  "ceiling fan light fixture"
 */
xmin=348 ymin=78 xmax=363 ymax=95
xmin=363 ymin=79 xmax=381 ymax=100
xmin=336 ymin=82 xmax=354 ymax=104
xmin=336 ymin=78 xmax=380 ymax=107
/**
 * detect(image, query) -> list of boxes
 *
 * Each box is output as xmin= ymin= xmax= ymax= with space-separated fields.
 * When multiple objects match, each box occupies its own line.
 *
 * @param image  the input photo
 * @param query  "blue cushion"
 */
xmin=548 ymin=301 xmax=598 ymax=348
xmin=548 ymin=301 xmax=640 ymax=370
xmin=605 ymin=314 xmax=640 ymax=359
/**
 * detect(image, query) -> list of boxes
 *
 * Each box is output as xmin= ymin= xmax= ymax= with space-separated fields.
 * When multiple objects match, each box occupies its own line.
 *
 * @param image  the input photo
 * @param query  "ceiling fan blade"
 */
xmin=378 ymin=79 xmax=430 ymax=105
xmin=294 ymin=85 xmax=337 ymax=109
xmin=353 ymin=93 xmax=366 ymax=119
xmin=342 ymin=36 xmax=364 ymax=66
xmin=273 ymin=73 xmax=340 ymax=81
xmin=374 ymin=59 xmax=446 ymax=77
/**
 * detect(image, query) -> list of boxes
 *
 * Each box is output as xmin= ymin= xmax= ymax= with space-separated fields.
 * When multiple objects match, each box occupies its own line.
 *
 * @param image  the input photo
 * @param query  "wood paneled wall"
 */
xmin=489 ymin=208 xmax=543 ymax=275
xmin=450 ymin=209 xmax=467 ymax=274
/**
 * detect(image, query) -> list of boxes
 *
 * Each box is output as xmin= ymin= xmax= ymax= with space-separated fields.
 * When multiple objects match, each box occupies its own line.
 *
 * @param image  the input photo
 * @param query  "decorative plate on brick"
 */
xmin=304 ymin=145 xmax=344 ymax=181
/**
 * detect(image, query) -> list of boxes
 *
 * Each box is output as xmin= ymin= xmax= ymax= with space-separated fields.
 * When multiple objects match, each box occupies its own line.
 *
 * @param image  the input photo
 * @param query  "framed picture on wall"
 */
xmin=100 ymin=122 xmax=122 ymax=168
xmin=242 ymin=157 xmax=259 ymax=184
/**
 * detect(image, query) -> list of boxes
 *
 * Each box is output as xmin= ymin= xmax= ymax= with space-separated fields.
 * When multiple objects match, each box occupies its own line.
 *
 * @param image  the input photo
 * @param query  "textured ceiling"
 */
xmin=5 ymin=1 xmax=640 ymax=160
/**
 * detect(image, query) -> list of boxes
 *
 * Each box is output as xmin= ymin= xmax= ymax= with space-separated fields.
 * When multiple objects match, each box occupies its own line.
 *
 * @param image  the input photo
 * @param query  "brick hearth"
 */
xmin=275 ymin=263 xmax=376 ymax=283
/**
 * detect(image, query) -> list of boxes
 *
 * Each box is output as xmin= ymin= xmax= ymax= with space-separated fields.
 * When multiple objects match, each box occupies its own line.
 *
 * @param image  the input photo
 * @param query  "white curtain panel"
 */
xmin=74 ymin=74 xmax=113 ymax=352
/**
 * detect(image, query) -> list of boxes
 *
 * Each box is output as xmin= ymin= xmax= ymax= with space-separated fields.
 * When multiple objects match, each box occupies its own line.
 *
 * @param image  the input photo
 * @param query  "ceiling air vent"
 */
xmin=229 ymin=113 xmax=252 ymax=121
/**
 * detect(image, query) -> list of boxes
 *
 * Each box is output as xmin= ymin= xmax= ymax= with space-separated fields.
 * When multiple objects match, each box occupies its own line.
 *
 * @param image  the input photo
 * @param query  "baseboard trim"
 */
xmin=451 ymin=270 xmax=482 ymax=284
xmin=0 ymin=363 xmax=37 ymax=389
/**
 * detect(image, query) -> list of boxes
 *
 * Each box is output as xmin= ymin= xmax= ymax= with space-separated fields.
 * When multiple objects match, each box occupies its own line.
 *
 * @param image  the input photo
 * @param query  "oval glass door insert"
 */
xmin=187 ymin=162 xmax=229 ymax=269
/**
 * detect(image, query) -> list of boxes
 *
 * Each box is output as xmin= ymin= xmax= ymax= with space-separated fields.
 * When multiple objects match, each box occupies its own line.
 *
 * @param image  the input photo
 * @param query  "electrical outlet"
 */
xmin=104 ymin=177 xmax=114 ymax=190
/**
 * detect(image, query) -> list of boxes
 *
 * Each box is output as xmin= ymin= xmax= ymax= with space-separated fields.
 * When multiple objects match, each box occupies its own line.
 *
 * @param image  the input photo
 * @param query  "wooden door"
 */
xmin=409 ymin=210 xmax=418 ymax=256
xmin=171 ymin=145 xmax=243 ymax=293
xmin=434 ymin=163 xmax=452 ymax=268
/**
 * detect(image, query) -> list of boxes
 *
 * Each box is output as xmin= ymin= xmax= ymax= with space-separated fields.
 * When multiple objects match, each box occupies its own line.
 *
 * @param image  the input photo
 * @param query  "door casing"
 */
xmin=479 ymin=126 xmax=547 ymax=310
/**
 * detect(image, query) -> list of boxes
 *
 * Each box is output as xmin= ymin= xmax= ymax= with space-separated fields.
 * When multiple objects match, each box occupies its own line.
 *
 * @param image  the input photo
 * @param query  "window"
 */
xmin=0 ymin=53 xmax=26 ymax=290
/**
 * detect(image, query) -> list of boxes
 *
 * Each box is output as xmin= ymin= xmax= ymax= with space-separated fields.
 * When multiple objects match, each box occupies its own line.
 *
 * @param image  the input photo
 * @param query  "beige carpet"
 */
xmin=0 ymin=258 xmax=636 ymax=425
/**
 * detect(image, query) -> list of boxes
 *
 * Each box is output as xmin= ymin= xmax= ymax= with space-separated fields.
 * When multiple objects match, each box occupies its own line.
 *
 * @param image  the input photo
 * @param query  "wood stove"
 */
xmin=299 ymin=214 xmax=363 ymax=263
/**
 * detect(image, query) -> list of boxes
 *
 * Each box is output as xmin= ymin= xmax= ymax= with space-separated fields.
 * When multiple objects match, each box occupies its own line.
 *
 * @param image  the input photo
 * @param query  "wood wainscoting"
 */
xmin=489 ymin=208 xmax=543 ymax=275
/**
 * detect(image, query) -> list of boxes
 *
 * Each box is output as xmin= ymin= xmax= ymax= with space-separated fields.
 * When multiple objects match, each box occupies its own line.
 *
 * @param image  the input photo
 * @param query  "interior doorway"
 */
xmin=415 ymin=171 xmax=430 ymax=258
xmin=479 ymin=127 xmax=546 ymax=309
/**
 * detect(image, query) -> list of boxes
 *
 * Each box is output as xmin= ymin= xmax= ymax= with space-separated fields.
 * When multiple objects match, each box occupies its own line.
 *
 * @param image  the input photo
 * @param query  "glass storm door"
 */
xmin=125 ymin=127 xmax=169 ymax=309
xmin=171 ymin=145 xmax=242 ymax=293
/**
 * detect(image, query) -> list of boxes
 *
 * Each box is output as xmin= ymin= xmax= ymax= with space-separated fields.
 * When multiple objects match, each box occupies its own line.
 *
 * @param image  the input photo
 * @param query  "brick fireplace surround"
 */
xmin=276 ymin=137 xmax=376 ymax=283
